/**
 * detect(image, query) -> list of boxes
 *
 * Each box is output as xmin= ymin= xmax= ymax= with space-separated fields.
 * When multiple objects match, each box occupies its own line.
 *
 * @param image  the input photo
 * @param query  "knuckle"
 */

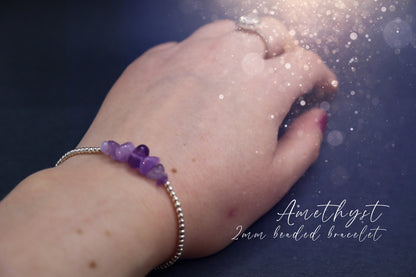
xmin=299 ymin=49 xmax=322 ymax=65
xmin=190 ymin=19 xmax=235 ymax=39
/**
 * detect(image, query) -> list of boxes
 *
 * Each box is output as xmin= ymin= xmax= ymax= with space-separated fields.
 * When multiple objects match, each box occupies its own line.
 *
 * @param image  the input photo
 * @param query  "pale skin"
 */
xmin=0 ymin=18 xmax=337 ymax=276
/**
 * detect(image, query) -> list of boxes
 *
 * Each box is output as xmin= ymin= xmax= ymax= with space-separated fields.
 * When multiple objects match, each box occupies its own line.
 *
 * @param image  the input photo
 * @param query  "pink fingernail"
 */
xmin=319 ymin=113 xmax=328 ymax=133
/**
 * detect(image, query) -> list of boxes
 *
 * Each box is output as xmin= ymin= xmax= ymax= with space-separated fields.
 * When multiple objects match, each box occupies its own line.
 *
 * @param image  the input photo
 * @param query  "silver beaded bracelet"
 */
xmin=55 ymin=141 xmax=185 ymax=270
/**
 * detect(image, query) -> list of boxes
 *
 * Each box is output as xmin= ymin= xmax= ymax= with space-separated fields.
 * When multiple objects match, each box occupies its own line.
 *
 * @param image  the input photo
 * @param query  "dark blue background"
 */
xmin=1 ymin=1 xmax=415 ymax=276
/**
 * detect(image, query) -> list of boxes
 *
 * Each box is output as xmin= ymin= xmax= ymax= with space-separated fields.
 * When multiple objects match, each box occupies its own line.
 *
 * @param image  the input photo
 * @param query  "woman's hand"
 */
xmin=80 ymin=18 xmax=337 ymax=256
xmin=0 ymin=18 xmax=337 ymax=276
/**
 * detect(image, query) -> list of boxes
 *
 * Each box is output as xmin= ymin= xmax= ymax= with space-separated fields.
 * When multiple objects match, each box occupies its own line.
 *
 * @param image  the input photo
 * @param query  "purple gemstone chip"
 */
xmin=156 ymin=174 xmax=168 ymax=186
xmin=115 ymin=142 xmax=135 ymax=162
xmin=146 ymin=163 xmax=166 ymax=180
xmin=139 ymin=156 xmax=160 ymax=175
xmin=101 ymin=140 xmax=120 ymax=159
xmin=128 ymin=152 xmax=143 ymax=169
xmin=133 ymin=144 xmax=149 ymax=157
xmin=100 ymin=141 xmax=111 ymax=155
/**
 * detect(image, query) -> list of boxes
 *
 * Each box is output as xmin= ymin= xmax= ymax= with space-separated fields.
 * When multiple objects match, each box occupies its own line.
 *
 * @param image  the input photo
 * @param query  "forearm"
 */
xmin=0 ymin=154 xmax=176 ymax=276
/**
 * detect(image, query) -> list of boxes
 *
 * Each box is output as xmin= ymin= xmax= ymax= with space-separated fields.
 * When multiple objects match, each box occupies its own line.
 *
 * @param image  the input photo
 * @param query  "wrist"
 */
xmin=0 ymin=153 xmax=177 ymax=276
xmin=56 ymin=154 xmax=178 ymax=274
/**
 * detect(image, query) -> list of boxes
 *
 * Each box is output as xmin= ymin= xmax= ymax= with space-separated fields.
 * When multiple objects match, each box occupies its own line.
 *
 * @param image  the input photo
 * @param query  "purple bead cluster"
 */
xmin=100 ymin=140 xmax=168 ymax=185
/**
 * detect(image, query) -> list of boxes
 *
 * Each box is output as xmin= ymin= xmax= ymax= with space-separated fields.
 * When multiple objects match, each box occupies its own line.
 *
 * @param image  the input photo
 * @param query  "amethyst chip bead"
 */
xmin=133 ymin=144 xmax=150 ymax=157
xmin=156 ymin=174 xmax=168 ymax=186
xmin=128 ymin=152 xmax=143 ymax=169
xmin=101 ymin=141 xmax=168 ymax=186
xmin=139 ymin=156 xmax=160 ymax=175
xmin=101 ymin=140 xmax=120 ymax=159
xmin=115 ymin=142 xmax=135 ymax=162
xmin=146 ymin=163 xmax=168 ymax=185
xmin=127 ymin=144 xmax=150 ymax=168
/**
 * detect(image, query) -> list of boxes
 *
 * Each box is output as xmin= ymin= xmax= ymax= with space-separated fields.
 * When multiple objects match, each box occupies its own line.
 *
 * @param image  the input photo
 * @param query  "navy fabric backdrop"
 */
xmin=1 ymin=1 xmax=415 ymax=276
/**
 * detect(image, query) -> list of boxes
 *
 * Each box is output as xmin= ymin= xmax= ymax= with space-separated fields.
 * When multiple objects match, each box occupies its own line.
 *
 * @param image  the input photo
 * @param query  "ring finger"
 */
xmin=236 ymin=16 xmax=296 ymax=58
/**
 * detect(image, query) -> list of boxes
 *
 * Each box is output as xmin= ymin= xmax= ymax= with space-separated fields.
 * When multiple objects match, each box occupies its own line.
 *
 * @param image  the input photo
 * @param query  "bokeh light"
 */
xmin=209 ymin=0 xmax=415 ymax=149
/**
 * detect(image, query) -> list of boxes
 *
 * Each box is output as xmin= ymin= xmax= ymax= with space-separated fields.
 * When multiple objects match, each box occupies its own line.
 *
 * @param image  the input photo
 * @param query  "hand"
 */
xmin=79 ymin=18 xmax=337 ymax=256
xmin=0 ymin=17 xmax=337 ymax=276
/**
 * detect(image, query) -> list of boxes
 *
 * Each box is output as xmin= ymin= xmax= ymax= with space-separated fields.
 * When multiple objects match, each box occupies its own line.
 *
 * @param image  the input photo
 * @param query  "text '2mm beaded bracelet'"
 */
xmin=55 ymin=141 xmax=185 ymax=270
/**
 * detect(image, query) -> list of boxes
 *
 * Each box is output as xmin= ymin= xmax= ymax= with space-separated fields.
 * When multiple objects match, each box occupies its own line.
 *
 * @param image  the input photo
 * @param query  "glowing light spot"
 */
xmin=327 ymin=130 xmax=344 ymax=146
xmin=331 ymin=80 xmax=339 ymax=88
xmin=383 ymin=18 xmax=413 ymax=49
xmin=320 ymin=101 xmax=331 ymax=111
xmin=219 ymin=94 xmax=224 ymax=100
xmin=348 ymin=57 xmax=358 ymax=64
xmin=285 ymin=63 xmax=292 ymax=69
xmin=381 ymin=6 xmax=387 ymax=13
xmin=350 ymin=90 xmax=356 ymax=96
xmin=350 ymin=32 xmax=358 ymax=40
xmin=300 ymin=100 xmax=306 ymax=106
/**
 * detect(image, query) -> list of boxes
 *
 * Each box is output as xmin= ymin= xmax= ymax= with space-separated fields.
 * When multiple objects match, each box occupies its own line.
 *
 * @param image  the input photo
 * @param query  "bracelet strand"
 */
xmin=55 ymin=142 xmax=185 ymax=270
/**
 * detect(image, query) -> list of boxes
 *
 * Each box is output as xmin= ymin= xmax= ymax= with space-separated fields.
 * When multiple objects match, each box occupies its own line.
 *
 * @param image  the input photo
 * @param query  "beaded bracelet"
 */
xmin=55 ymin=141 xmax=185 ymax=270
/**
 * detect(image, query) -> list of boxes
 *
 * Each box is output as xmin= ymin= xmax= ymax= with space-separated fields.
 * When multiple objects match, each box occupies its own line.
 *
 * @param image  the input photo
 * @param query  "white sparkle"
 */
xmin=350 ymin=32 xmax=358 ymax=40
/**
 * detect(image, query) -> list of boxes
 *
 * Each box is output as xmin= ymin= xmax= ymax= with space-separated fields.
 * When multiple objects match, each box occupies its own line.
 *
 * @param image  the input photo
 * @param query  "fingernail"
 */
xmin=319 ymin=113 xmax=328 ymax=133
